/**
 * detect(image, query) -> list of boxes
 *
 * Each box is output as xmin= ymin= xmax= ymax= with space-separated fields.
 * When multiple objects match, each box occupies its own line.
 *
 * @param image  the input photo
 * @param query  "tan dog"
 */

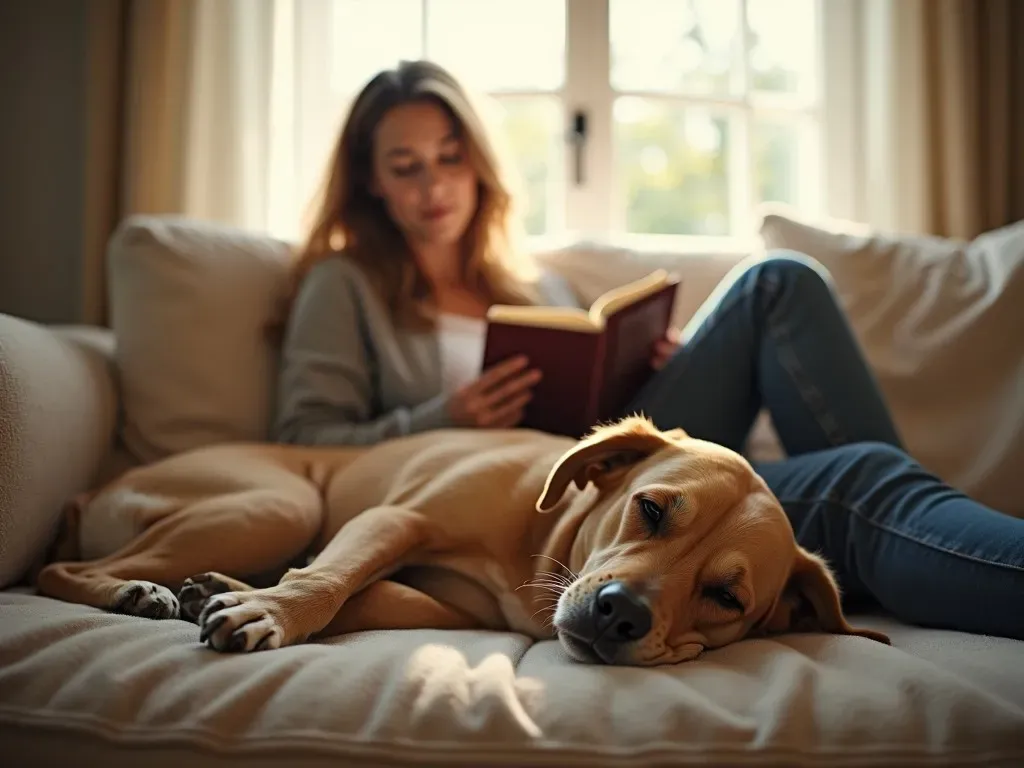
xmin=36 ymin=416 xmax=889 ymax=665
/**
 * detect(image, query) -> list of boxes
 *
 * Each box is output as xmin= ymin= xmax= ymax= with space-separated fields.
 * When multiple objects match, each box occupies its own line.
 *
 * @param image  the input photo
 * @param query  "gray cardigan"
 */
xmin=272 ymin=255 xmax=581 ymax=446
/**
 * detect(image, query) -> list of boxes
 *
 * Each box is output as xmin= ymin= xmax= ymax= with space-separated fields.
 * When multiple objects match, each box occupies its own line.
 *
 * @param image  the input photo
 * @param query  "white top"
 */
xmin=437 ymin=312 xmax=488 ymax=394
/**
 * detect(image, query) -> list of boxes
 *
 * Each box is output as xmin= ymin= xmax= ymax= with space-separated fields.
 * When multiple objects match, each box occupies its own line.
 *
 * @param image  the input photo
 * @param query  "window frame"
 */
xmin=554 ymin=0 xmax=855 ymax=252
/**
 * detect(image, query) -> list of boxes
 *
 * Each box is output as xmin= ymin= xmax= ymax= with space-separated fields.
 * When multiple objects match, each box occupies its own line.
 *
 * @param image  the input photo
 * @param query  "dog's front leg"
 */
xmin=197 ymin=506 xmax=430 ymax=652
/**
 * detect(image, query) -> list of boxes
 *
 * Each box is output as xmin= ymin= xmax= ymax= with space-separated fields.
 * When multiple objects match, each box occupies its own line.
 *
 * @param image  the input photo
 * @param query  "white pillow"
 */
xmin=107 ymin=216 xmax=293 ymax=464
xmin=760 ymin=209 xmax=1024 ymax=517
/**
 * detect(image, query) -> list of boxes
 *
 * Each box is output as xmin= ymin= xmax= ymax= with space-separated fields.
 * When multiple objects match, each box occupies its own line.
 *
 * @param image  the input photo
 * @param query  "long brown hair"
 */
xmin=289 ymin=60 xmax=541 ymax=328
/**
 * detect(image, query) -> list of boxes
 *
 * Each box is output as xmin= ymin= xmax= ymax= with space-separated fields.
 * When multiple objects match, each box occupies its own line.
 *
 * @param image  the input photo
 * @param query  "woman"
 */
xmin=274 ymin=60 xmax=1023 ymax=641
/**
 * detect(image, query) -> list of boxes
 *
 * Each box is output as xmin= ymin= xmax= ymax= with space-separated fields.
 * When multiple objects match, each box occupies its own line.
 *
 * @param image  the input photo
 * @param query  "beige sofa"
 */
xmin=2 ymin=214 xmax=1023 ymax=767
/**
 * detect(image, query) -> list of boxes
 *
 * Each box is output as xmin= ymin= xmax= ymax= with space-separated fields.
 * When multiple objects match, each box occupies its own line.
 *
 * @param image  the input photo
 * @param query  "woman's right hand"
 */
xmin=449 ymin=355 xmax=542 ymax=428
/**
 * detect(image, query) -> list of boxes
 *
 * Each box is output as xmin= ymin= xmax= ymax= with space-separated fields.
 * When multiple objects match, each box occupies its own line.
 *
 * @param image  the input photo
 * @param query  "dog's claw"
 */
xmin=228 ymin=630 xmax=247 ymax=652
xmin=199 ymin=613 xmax=227 ymax=644
xmin=196 ymin=593 xmax=286 ymax=653
xmin=178 ymin=573 xmax=232 ymax=623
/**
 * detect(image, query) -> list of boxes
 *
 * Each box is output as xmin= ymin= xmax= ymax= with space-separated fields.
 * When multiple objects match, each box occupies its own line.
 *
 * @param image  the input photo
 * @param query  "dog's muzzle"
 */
xmin=555 ymin=580 xmax=653 ymax=664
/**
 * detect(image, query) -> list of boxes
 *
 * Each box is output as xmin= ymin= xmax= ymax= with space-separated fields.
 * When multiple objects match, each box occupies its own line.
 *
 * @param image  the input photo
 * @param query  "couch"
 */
xmin=2 ymin=213 xmax=1023 ymax=767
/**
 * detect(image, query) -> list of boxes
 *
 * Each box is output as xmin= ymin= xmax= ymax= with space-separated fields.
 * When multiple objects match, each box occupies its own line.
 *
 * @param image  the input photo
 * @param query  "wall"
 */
xmin=0 ymin=1 xmax=89 ymax=324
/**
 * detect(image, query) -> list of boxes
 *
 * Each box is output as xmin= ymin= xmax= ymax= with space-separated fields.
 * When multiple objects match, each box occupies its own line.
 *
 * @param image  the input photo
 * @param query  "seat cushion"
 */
xmin=2 ymin=591 xmax=1022 ymax=767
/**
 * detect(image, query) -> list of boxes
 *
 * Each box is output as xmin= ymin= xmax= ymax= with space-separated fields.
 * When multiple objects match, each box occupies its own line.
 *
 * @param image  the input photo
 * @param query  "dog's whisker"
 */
xmin=531 ymin=553 xmax=579 ymax=580
xmin=517 ymin=575 xmax=573 ymax=592
xmin=535 ymin=570 xmax=576 ymax=586
xmin=524 ymin=578 xmax=571 ymax=591
xmin=531 ymin=605 xmax=558 ymax=623
xmin=533 ymin=572 xmax=572 ymax=584
xmin=528 ymin=585 xmax=569 ymax=598
xmin=532 ymin=589 xmax=565 ymax=600
xmin=528 ymin=573 xmax=577 ymax=589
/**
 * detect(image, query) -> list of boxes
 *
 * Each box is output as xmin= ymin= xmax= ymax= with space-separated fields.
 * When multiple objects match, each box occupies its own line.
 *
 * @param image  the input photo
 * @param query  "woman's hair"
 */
xmin=289 ymin=59 xmax=541 ymax=328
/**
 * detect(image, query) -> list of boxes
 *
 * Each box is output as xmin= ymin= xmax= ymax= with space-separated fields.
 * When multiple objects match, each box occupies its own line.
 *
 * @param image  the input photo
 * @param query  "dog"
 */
xmin=35 ymin=415 xmax=889 ymax=665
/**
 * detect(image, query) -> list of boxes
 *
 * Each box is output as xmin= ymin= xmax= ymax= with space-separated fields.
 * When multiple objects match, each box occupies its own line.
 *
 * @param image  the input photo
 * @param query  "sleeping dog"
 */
xmin=36 ymin=416 xmax=889 ymax=665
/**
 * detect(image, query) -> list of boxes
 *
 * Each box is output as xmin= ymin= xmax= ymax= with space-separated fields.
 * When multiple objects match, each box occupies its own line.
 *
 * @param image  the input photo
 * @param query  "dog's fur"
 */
xmin=36 ymin=416 xmax=889 ymax=665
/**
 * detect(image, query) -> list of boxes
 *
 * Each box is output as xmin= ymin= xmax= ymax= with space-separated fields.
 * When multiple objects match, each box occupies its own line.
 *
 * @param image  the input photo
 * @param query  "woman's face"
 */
xmin=370 ymin=100 xmax=479 ymax=252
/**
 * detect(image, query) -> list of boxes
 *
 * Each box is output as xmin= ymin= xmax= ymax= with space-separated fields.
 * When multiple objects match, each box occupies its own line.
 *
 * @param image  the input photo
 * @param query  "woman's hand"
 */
xmin=449 ymin=355 xmax=543 ymax=428
xmin=651 ymin=327 xmax=683 ymax=371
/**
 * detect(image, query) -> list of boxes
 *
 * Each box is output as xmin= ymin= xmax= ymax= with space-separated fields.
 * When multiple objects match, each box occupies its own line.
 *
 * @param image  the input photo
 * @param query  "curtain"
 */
xmin=83 ymin=0 xmax=298 ymax=325
xmin=859 ymin=0 xmax=1024 ymax=240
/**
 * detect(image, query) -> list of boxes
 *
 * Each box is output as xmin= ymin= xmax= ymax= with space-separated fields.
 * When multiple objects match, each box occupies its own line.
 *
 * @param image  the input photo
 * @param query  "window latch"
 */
xmin=570 ymin=109 xmax=588 ymax=186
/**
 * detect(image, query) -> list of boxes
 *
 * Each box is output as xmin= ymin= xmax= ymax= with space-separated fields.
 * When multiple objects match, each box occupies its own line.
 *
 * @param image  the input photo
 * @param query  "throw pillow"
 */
xmin=107 ymin=215 xmax=293 ymax=464
xmin=760 ymin=208 xmax=1024 ymax=517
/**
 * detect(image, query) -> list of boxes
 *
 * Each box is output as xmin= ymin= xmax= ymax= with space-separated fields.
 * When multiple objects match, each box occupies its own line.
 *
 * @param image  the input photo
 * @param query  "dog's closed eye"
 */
xmin=637 ymin=496 xmax=664 ymax=532
xmin=701 ymin=584 xmax=745 ymax=612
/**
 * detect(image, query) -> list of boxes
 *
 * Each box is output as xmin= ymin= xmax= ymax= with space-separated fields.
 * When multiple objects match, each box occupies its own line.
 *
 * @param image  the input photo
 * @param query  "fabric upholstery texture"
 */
xmin=1 ymin=591 xmax=1022 ymax=767
xmin=0 ymin=316 xmax=119 ymax=588
xmin=107 ymin=215 xmax=294 ymax=465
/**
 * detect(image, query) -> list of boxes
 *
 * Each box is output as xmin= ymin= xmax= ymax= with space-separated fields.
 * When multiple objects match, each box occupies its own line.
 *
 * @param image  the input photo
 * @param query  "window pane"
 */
xmin=492 ymin=97 xmax=563 ymax=236
xmin=331 ymin=0 xmax=423 ymax=94
xmin=753 ymin=117 xmax=818 ymax=211
xmin=614 ymin=98 xmax=731 ymax=236
xmin=747 ymin=0 xmax=817 ymax=95
xmin=426 ymin=0 xmax=565 ymax=92
xmin=610 ymin=0 xmax=742 ymax=95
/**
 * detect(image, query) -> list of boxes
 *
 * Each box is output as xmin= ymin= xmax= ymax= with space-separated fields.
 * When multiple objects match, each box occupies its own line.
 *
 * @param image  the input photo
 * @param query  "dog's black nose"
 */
xmin=593 ymin=581 xmax=652 ymax=642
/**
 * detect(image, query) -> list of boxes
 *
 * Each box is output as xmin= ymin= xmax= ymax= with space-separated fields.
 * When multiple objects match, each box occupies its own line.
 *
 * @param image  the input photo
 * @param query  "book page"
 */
xmin=589 ymin=270 xmax=676 ymax=324
xmin=485 ymin=305 xmax=600 ymax=333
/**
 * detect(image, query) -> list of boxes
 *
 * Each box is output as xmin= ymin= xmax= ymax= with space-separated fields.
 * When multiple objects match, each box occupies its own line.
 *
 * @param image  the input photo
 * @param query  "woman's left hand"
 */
xmin=651 ymin=327 xmax=683 ymax=371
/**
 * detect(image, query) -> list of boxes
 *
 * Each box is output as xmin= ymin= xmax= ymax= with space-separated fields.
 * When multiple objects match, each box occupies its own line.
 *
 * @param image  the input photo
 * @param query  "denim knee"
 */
xmin=746 ymin=250 xmax=837 ymax=317
xmin=760 ymin=249 xmax=834 ymax=292
xmin=828 ymin=441 xmax=923 ymax=497
xmin=838 ymin=440 xmax=913 ymax=470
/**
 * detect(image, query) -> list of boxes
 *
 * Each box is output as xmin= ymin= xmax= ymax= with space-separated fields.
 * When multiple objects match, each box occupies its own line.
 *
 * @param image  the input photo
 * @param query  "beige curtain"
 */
xmin=82 ymin=0 xmax=279 ymax=326
xmin=863 ymin=0 xmax=1024 ymax=240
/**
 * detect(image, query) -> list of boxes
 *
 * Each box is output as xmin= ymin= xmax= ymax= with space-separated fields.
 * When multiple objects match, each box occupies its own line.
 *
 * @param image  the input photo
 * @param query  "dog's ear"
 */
xmin=536 ymin=415 xmax=677 ymax=512
xmin=760 ymin=547 xmax=891 ymax=645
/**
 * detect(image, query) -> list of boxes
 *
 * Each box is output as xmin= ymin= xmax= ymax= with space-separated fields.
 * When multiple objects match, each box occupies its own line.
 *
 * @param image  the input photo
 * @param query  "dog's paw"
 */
xmin=178 ymin=572 xmax=233 ymax=623
xmin=197 ymin=594 xmax=286 ymax=652
xmin=113 ymin=580 xmax=179 ymax=620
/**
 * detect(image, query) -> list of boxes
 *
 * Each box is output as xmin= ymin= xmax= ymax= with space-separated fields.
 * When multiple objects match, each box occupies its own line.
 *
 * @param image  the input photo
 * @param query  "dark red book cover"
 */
xmin=481 ymin=271 xmax=680 ymax=437
xmin=596 ymin=280 xmax=680 ymax=421
xmin=482 ymin=323 xmax=604 ymax=437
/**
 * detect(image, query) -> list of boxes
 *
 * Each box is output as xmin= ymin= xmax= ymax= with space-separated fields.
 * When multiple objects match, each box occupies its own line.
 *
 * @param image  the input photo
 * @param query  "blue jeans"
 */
xmin=625 ymin=250 xmax=1024 ymax=640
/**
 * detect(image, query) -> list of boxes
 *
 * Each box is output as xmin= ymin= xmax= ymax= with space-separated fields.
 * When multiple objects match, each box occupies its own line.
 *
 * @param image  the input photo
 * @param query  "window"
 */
xmin=286 ymin=0 xmax=833 ymax=248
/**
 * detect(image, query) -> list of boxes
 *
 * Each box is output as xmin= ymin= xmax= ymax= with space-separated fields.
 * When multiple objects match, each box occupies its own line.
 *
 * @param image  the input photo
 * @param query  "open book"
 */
xmin=481 ymin=270 xmax=680 ymax=437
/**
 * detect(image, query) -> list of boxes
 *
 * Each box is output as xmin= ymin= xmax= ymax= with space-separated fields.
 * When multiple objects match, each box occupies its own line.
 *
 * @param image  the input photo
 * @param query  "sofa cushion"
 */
xmin=107 ymin=216 xmax=293 ymax=464
xmin=1 ymin=591 xmax=1022 ymax=766
xmin=759 ymin=210 xmax=1024 ymax=517
xmin=0 ymin=316 xmax=120 ymax=589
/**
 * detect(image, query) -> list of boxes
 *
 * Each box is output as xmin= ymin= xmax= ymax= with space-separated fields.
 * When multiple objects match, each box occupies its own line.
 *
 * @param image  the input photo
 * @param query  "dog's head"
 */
xmin=536 ymin=416 xmax=889 ymax=665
